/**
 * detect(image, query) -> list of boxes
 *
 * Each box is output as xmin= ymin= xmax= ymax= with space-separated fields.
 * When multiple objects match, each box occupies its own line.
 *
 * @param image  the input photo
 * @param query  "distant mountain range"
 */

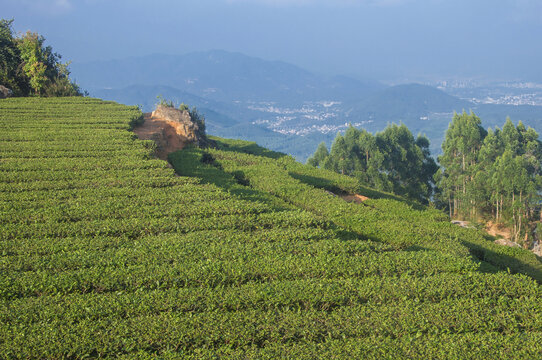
xmin=71 ymin=50 xmax=383 ymax=104
xmin=71 ymin=50 xmax=542 ymax=161
xmin=345 ymin=84 xmax=472 ymax=121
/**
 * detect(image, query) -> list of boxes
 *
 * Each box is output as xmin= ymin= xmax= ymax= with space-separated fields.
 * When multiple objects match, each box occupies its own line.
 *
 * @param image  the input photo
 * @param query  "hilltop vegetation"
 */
xmin=1 ymin=98 xmax=542 ymax=358
xmin=0 ymin=19 xmax=82 ymax=97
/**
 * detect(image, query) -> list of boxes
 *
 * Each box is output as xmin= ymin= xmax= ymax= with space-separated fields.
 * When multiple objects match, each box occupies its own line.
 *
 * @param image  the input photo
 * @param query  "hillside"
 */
xmin=71 ymin=50 xmax=383 ymax=103
xmin=1 ymin=98 xmax=542 ymax=358
xmin=340 ymin=84 xmax=542 ymax=156
xmin=345 ymin=83 xmax=473 ymax=122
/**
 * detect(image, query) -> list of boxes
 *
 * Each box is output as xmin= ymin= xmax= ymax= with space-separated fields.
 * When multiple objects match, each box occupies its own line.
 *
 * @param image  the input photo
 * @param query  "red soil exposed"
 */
xmin=340 ymin=193 xmax=370 ymax=203
xmin=133 ymin=113 xmax=189 ymax=160
xmin=485 ymin=221 xmax=512 ymax=240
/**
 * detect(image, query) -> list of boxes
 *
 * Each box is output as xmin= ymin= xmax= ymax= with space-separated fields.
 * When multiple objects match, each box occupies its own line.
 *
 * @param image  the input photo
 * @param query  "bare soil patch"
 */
xmin=485 ymin=221 xmax=512 ymax=240
xmin=133 ymin=113 xmax=190 ymax=160
xmin=340 ymin=194 xmax=369 ymax=203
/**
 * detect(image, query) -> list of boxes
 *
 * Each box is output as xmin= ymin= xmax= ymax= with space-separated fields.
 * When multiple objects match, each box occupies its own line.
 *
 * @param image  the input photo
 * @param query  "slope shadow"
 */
xmin=210 ymin=136 xmax=287 ymax=160
xmin=168 ymin=147 xmax=378 ymax=243
xmin=461 ymin=238 xmax=542 ymax=283
xmin=168 ymin=148 xmax=291 ymax=211
xmin=289 ymin=172 xmax=426 ymax=211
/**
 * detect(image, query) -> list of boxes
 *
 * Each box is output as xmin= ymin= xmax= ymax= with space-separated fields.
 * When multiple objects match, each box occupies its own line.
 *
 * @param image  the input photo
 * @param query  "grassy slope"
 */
xmin=1 ymin=98 xmax=542 ymax=359
xmin=201 ymin=136 xmax=542 ymax=282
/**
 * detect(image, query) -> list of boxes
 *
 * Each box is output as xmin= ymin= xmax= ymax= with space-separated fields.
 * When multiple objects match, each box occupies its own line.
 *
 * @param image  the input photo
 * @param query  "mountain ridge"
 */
xmin=343 ymin=83 xmax=473 ymax=124
xmin=72 ymin=51 xmax=542 ymax=161
xmin=71 ymin=49 xmax=384 ymax=103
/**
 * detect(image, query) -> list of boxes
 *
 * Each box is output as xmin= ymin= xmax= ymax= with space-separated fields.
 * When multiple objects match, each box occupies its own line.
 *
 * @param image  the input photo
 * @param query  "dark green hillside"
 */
xmin=1 ymin=98 xmax=542 ymax=358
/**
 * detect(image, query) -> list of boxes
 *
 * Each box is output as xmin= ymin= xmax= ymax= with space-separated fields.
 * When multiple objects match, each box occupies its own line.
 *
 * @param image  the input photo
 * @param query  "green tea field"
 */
xmin=1 ymin=98 xmax=542 ymax=359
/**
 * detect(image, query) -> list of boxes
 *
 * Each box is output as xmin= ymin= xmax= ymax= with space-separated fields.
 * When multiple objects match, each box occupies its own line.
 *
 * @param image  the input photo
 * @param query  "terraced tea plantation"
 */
xmin=1 ymin=98 xmax=542 ymax=359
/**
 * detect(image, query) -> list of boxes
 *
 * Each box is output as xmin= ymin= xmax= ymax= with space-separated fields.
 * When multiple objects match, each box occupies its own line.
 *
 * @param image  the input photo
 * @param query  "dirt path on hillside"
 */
xmin=340 ymin=193 xmax=369 ymax=203
xmin=452 ymin=219 xmax=528 ymax=250
xmin=485 ymin=221 xmax=512 ymax=240
xmin=133 ymin=113 xmax=188 ymax=160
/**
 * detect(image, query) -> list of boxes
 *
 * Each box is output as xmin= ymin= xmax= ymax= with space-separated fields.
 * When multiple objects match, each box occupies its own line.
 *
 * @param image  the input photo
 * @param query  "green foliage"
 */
xmin=437 ymin=112 xmax=542 ymax=245
xmin=306 ymin=141 xmax=328 ymax=167
xmin=1 ymin=98 xmax=542 ymax=357
xmin=307 ymin=124 xmax=436 ymax=203
xmin=17 ymin=32 xmax=48 ymax=95
xmin=156 ymin=94 xmax=174 ymax=107
xmin=437 ymin=111 xmax=487 ymax=218
xmin=189 ymin=106 xmax=206 ymax=135
xmin=0 ymin=19 xmax=28 ymax=95
xmin=0 ymin=19 xmax=82 ymax=97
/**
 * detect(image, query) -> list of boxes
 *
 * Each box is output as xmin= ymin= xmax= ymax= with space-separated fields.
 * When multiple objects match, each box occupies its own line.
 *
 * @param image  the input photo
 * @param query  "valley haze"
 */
xmin=71 ymin=50 xmax=542 ymax=161
xmin=4 ymin=0 xmax=542 ymax=159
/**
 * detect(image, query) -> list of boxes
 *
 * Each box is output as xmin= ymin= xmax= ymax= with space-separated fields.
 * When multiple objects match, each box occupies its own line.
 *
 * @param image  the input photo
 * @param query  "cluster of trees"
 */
xmin=436 ymin=112 xmax=542 ymax=244
xmin=308 ymin=112 xmax=542 ymax=245
xmin=0 ymin=19 xmax=83 ymax=97
xmin=307 ymin=124 xmax=438 ymax=203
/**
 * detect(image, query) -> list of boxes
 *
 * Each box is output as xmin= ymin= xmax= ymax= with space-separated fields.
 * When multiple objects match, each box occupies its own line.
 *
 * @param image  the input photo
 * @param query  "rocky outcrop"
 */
xmin=133 ymin=105 xmax=212 ymax=160
xmin=151 ymin=105 xmax=208 ymax=147
xmin=532 ymin=241 xmax=542 ymax=257
xmin=451 ymin=220 xmax=475 ymax=229
xmin=0 ymin=85 xmax=13 ymax=99
xmin=494 ymin=238 xmax=521 ymax=248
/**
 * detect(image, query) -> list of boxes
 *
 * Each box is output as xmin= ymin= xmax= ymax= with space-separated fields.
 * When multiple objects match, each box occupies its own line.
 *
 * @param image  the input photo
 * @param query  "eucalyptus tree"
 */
xmin=437 ymin=111 xmax=486 ymax=217
xmin=307 ymin=142 xmax=329 ymax=168
xmin=438 ymin=112 xmax=542 ymax=244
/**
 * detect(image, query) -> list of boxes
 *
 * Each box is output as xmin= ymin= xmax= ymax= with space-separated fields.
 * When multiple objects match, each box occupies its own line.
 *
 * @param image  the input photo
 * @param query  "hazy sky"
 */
xmin=2 ymin=0 xmax=542 ymax=81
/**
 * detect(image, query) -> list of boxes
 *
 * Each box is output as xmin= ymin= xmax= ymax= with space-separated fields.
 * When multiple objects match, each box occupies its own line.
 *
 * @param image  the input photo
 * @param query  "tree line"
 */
xmin=436 ymin=112 xmax=541 ymax=244
xmin=308 ymin=112 xmax=542 ymax=246
xmin=308 ymin=124 xmax=438 ymax=204
xmin=0 ymin=19 xmax=83 ymax=97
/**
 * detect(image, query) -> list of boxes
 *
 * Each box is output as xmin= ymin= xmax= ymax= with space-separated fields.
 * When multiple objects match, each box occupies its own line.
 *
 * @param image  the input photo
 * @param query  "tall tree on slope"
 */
xmin=437 ymin=111 xmax=486 ymax=217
